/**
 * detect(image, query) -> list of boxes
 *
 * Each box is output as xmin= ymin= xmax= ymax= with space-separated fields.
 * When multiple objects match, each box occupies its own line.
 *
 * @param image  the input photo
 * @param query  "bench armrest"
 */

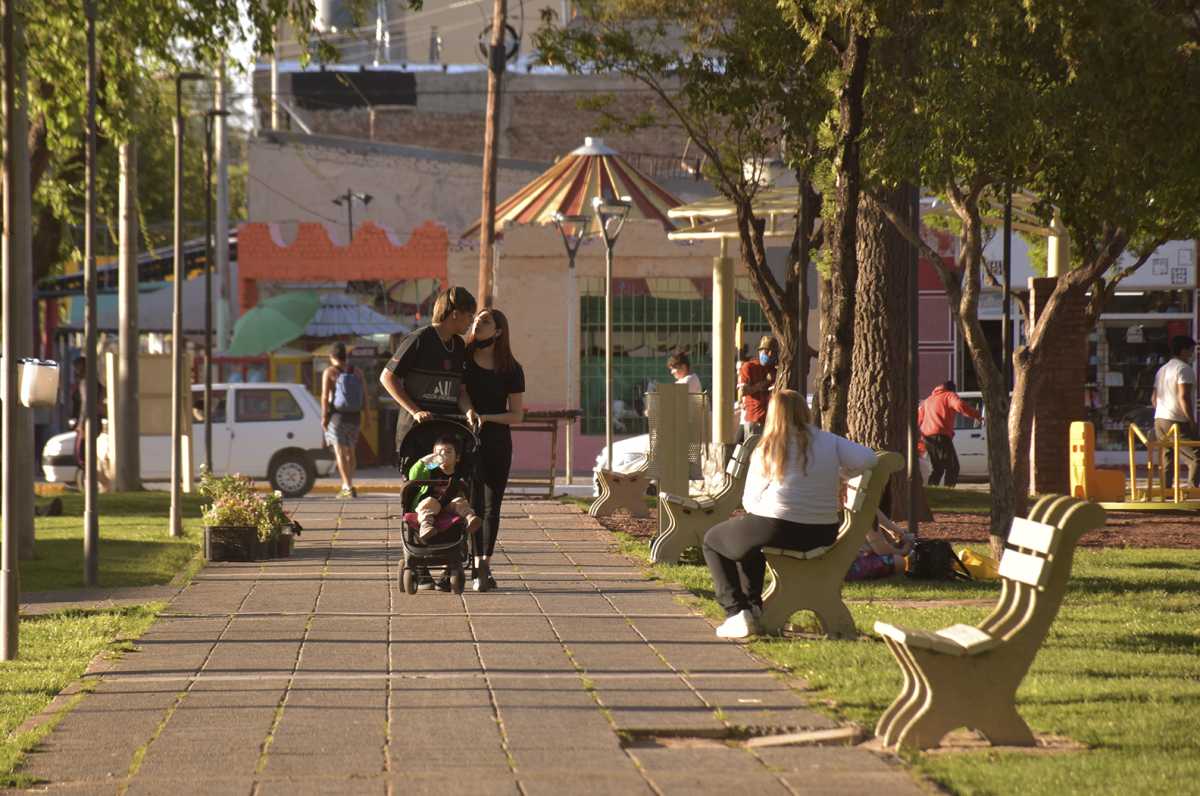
xmin=660 ymin=492 xmax=702 ymax=511
xmin=874 ymin=621 xmax=997 ymax=657
xmin=763 ymin=545 xmax=831 ymax=561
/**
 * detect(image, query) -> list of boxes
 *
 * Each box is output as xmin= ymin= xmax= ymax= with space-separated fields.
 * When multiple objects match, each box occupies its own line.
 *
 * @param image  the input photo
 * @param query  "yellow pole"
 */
xmin=1127 ymin=424 xmax=1136 ymax=501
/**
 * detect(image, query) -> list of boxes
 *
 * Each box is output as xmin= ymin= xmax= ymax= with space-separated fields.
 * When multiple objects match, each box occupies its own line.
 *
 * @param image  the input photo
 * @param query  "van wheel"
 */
xmin=269 ymin=453 xmax=316 ymax=498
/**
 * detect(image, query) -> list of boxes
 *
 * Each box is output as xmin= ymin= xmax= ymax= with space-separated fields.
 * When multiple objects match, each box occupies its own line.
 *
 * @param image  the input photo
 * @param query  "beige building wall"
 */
xmin=247 ymin=132 xmax=546 ymax=241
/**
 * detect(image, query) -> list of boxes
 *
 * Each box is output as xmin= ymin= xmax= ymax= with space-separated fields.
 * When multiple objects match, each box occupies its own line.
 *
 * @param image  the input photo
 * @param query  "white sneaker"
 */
xmin=715 ymin=609 xmax=758 ymax=639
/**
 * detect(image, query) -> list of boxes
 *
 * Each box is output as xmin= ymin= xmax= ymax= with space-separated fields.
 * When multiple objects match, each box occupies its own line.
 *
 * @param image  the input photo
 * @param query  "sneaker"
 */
xmin=715 ymin=609 xmax=758 ymax=639
xmin=349 ymin=486 xmax=358 ymax=498
xmin=472 ymin=562 xmax=494 ymax=592
xmin=465 ymin=514 xmax=482 ymax=534
xmin=336 ymin=486 xmax=352 ymax=499
xmin=415 ymin=568 xmax=436 ymax=591
xmin=418 ymin=520 xmax=437 ymax=541
xmin=434 ymin=573 xmax=452 ymax=592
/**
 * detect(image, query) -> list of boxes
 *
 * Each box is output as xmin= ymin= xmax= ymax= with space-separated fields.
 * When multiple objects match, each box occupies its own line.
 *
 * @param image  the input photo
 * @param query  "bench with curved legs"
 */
xmin=589 ymin=466 xmax=652 ymax=519
xmin=873 ymin=494 xmax=1106 ymax=750
xmin=650 ymin=437 xmax=759 ymax=564
xmin=756 ymin=451 xmax=904 ymax=638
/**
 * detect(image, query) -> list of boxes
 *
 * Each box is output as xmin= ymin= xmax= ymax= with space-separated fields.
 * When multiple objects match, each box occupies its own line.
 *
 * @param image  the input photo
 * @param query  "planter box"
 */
xmin=204 ymin=526 xmax=262 ymax=562
xmin=277 ymin=532 xmax=294 ymax=558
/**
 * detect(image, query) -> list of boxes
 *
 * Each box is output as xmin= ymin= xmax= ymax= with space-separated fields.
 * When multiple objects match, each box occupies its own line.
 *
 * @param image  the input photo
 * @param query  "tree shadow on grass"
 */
xmin=1112 ymin=631 xmax=1200 ymax=656
xmin=1123 ymin=560 xmax=1200 ymax=572
xmin=44 ymin=492 xmax=205 ymax=519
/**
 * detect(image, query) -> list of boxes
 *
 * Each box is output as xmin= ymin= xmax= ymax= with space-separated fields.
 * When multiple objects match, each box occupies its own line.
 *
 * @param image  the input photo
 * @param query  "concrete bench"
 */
xmin=873 ymin=494 xmax=1106 ymax=750
xmin=650 ymin=436 xmax=760 ymax=564
xmin=590 ymin=465 xmax=653 ymax=519
xmin=757 ymin=451 xmax=903 ymax=638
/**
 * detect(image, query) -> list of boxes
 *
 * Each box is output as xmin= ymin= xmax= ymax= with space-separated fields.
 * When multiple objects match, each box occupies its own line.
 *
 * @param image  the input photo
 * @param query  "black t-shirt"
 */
xmin=464 ymin=356 xmax=525 ymax=422
xmin=385 ymin=325 xmax=466 ymax=448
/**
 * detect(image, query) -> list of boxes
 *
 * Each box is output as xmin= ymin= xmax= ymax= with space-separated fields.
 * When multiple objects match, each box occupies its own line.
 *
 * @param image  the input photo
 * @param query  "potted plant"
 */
xmin=200 ymin=473 xmax=273 ymax=562
xmin=262 ymin=491 xmax=290 ymax=557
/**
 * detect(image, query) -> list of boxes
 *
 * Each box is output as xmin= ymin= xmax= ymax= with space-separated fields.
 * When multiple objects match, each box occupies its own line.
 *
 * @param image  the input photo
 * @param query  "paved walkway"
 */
xmin=20 ymin=586 xmax=182 ymax=617
xmin=12 ymin=498 xmax=923 ymax=795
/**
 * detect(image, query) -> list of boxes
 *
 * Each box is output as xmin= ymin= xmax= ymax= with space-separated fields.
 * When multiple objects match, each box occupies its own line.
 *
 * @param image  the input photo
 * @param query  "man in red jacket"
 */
xmin=917 ymin=380 xmax=983 ymax=487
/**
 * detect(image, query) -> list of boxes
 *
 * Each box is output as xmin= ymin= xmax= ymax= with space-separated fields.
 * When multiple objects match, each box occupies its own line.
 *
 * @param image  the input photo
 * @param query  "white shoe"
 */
xmin=715 ymin=609 xmax=758 ymax=639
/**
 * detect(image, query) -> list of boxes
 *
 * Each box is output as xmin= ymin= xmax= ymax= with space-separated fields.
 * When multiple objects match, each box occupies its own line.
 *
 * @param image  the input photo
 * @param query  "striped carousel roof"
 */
xmin=461 ymin=137 xmax=683 ymax=238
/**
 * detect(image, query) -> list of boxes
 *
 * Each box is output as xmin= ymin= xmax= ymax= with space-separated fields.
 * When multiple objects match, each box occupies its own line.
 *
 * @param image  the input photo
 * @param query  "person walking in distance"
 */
xmin=1152 ymin=335 xmax=1199 ymax=488
xmin=322 ymin=342 xmax=365 ymax=498
xmin=464 ymin=308 xmax=525 ymax=592
xmin=738 ymin=336 xmax=778 ymax=438
xmin=917 ymin=380 xmax=982 ymax=488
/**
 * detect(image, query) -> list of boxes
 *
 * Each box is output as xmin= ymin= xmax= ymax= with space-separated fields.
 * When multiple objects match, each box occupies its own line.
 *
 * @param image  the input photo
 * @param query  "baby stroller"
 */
xmin=395 ymin=416 xmax=480 ymax=595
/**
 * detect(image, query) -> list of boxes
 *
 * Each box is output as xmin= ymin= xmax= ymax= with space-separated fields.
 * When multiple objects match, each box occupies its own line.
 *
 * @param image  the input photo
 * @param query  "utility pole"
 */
xmin=82 ymin=0 xmax=100 ymax=586
xmin=332 ymin=190 xmax=372 ymax=241
xmin=477 ymin=0 xmax=507 ymax=308
xmin=115 ymin=140 xmax=142 ymax=491
xmin=2 ymin=0 xmax=25 ymax=659
xmin=215 ymin=55 xmax=231 ymax=351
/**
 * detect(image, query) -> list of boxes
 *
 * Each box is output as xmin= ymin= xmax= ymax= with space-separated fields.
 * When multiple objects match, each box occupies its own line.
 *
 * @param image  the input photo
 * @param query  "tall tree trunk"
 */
xmin=848 ymin=185 xmax=927 ymax=519
xmin=818 ymin=31 xmax=871 ymax=436
xmin=954 ymin=208 xmax=1015 ymax=557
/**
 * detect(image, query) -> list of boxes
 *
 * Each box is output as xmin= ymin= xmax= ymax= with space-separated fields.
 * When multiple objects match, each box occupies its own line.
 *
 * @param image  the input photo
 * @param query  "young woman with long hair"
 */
xmin=702 ymin=389 xmax=877 ymax=639
xmin=464 ymin=308 xmax=525 ymax=592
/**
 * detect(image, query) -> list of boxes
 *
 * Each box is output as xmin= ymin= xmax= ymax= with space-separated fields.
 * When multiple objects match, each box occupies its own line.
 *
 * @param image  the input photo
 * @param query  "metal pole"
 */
xmin=83 ymin=0 xmax=100 ymax=585
xmin=907 ymin=183 xmax=921 ymax=537
xmin=214 ymin=55 xmax=231 ymax=352
xmin=565 ymin=251 xmax=576 ymax=484
xmin=1002 ymin=190 xmax=1013 ymax=392
xmin=604 ymin=243 xmax=613 ymax=471
xmin=204 ymin=113 xmax=214 ymax=473
xmin=2 ymin=0 xmax=21 ymax=659
xmin=169 ymin=75 xmax=185 ymax=538
xmin=348 ymin=196 xmax=355 ymax=240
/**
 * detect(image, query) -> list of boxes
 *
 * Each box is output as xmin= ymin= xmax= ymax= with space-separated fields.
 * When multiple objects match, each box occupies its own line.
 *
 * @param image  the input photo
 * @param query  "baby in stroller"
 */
xmin=407 ymin=435 xmax=482 ymax=541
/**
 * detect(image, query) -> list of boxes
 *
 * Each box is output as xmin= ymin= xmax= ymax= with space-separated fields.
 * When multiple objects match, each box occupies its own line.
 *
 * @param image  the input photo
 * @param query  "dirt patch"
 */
xmin=595 ymin=509 xmax=1200 ymax=549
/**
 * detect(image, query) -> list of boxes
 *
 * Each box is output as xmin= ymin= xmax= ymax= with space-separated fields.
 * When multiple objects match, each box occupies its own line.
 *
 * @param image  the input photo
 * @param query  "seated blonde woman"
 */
xmin=702 ymin=389 xmax=877 ymax=639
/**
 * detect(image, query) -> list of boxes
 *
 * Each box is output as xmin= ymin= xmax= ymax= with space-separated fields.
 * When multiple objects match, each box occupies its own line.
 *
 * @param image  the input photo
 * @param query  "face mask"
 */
xmin=759 ymin=352 xmax=775 ymax=367
xmin=474 ymin=336 xmax=496 ymax=349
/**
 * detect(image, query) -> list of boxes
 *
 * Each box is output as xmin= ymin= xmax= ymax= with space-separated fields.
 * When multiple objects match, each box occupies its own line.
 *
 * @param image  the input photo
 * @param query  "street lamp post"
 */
xmin=203 ymin=108 xmax=229 ymax=474
xmin=591 ymin=196 xmax=632 ymax=472
xmin=332 ymin=190 xmax=373 ymax=240
xmin=171 ymin=71 xmax=208 ymax=539
xmin=2 ymin=0 xmax=21 ymax=659
xmin=552 ymin=212 xmax=589 ymax=485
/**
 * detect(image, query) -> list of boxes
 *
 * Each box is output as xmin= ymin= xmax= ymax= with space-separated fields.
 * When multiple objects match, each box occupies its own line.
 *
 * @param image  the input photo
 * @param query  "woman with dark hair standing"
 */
xmin=464 ymin=308 xmax=525 ymax=592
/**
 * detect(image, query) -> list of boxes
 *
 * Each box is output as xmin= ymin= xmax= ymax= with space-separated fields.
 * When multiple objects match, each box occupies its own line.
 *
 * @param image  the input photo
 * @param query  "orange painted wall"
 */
xmin=236 ymin=220 xmax=450 ymax=310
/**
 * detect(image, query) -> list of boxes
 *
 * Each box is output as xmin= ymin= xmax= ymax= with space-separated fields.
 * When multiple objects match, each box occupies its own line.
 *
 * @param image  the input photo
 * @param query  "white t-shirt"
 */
xmin=676 ymin=373 xmax=702 ymax=393
xmin=742 ymin=427 xmax=877 ymax=525
xmin=1153 ymin=358 xmax=1196 ymax=422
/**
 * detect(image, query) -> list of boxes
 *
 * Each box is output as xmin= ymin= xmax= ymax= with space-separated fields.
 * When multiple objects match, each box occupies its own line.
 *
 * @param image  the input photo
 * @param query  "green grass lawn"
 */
xmin=11 ymin=492 xmax=205 ymax=592
xmin=925 ymin=485 xmax=992 ymax=515
xmin=0 ymin=605 xmax=162 ymax=787
xmin=0 ymin=492 xmax=209 ymax=785
xmin=617 ymin=533 xmax=1200 ymax=795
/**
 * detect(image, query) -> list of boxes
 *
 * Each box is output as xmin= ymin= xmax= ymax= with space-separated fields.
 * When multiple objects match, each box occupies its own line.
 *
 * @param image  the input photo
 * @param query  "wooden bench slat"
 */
xmin=1006 ymin=517 xmax=1061 ymax=555
xmin=997 ymin=548 xmax=1050 ymax=588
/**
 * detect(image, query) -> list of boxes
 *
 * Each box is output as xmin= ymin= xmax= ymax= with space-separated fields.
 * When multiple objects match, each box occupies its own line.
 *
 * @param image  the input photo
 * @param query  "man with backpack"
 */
xmin=322 ymin=341 xmax=366 ymax=498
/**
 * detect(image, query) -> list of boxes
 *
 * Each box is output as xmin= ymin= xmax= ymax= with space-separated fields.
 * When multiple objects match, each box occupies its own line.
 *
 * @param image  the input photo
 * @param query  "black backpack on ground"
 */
xmin=906 ymin=539 xmax=972 ymax=581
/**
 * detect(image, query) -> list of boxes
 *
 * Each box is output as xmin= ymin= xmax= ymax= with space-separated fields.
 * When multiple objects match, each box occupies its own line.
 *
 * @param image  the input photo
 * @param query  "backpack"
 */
xmin=906 ymin=539 xmax=972 ymax=581
xmin=332 ymin=366 xmax=364 ymax=412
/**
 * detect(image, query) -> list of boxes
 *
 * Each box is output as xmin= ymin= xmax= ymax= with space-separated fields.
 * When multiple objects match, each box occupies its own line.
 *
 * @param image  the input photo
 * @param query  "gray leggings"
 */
xmin=702 ymin=514 xmax=838 ymax=618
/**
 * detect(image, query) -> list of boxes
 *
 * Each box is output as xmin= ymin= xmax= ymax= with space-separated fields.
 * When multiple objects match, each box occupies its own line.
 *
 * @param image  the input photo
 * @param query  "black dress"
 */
xmin=464 ymin=356 xmax=525 ymax=557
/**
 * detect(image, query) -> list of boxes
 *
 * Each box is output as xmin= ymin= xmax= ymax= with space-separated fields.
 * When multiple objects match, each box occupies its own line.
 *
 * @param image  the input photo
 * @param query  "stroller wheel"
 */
xmin=401 ymin=567 xmax=418 ymax=595
xmin=449 ymin=567 xmax=465 ymax=595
